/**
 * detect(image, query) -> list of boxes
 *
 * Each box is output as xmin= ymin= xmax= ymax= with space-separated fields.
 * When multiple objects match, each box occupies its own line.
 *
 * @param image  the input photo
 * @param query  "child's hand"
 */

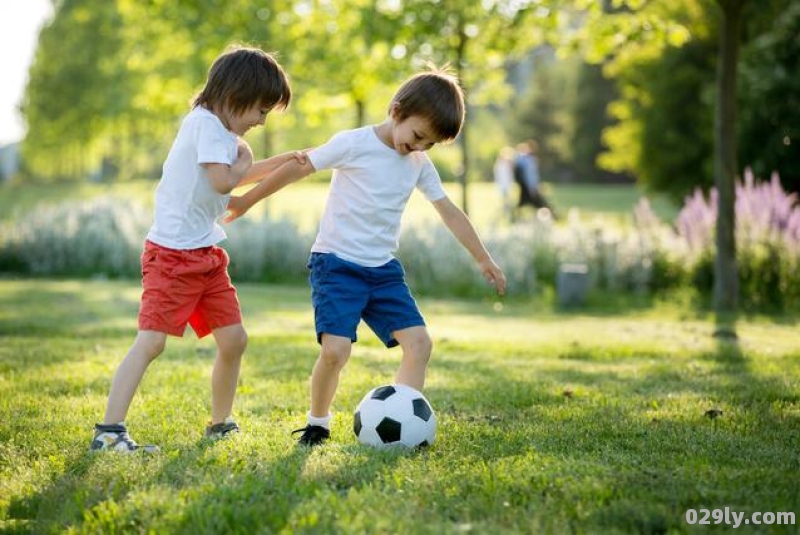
xmin=230 ymin=139 xmax=254 ymax=185
xmin=290 ymin=150 xmax=308 ymax=165
xmin=479 ymin=258 xmax=507 ymax=296
xmin=224 ymin=195 xmax=249 ymax=223
xmin=237 ymin=138 xmax=254 ymax=164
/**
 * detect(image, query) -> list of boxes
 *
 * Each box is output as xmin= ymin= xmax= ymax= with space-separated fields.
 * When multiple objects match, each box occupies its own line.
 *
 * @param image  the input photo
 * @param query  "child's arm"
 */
xmin=432 ymin=196 xmax=507 ymax=295
xmin=237 ymin=150 xmax=310 ymax=187
xmin=203 ymin=138 xmax=254 ymax=194
xmin=225 ymin=157 xmax=317 ymax=222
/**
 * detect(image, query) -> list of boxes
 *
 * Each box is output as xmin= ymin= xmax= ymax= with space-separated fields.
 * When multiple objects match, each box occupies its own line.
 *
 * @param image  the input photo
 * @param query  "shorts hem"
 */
xmin=199 ymin=319 xmax=242 ymax=339
xmin=316 ymin=325 xmax=357 ymax=345
xmin=138 ymin=322 xmax=185 ymax=338
xmin=381 ymin=318 xmax=426 ymax=348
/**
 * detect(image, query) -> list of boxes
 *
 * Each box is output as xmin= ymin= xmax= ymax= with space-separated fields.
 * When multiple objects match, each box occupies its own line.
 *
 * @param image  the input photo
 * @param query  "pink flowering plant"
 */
xmin=674 ymin=168 xmax=800 ymax=310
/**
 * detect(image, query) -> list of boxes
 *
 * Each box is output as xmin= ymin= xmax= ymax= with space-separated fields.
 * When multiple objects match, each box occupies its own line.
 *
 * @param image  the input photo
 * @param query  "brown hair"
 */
xmin=390 ymin=65 xmax=465 ymax=141
xmin=193 ymin=46 xmax=291 ymax=115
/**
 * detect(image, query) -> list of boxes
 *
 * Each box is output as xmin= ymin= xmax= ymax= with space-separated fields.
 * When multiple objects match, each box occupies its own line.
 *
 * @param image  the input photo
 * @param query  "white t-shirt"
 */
xmin=308 ymin=126 xmax=447 ymax=267
xmin=147 ymin=107 xmax=237 ymax=249
xmin=493 ymin=158 xmax=513 ymax=195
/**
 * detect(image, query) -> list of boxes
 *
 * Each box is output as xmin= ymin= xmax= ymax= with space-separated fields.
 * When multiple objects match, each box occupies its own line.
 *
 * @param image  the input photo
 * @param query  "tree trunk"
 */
xmin=356 ymin=99 xmax=366 ymax=128
xmin=713 ymin=0 xmax=745 ymax=316
xmin=455 ymin=16 xmax=469 ymax=215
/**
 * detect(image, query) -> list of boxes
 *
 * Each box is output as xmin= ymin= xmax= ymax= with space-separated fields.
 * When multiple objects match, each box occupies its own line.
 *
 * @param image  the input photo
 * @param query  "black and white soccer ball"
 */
xmin=353 ymin=384 xmax=437 ymax=448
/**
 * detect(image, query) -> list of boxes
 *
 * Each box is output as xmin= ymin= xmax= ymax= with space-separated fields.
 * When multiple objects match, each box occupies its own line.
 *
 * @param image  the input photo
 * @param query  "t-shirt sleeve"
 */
xmin=196 ymin=116 xmax=234 ymax=165
xmin=308 ymin=131 xmax=352 ymax=171
xmin=417 ymin=156 xmax=447 ymax=202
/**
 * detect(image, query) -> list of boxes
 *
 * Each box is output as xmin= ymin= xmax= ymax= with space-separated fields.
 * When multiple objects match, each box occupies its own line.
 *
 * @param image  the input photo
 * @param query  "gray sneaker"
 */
xmin=204 ymin=417 xmax=240 ymax=439
xmin=90 ymin=423 xmax=159 ymax=453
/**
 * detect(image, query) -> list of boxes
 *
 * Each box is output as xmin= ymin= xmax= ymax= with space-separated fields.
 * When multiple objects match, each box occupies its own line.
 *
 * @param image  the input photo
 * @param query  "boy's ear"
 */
xmin=388 ymin=101 xmax=401 ymax=119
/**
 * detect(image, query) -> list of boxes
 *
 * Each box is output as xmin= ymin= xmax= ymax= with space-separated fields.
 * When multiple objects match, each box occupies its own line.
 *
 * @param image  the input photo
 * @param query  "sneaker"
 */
xmin=292 ymin=425 xmax=330 ymax=447
xmin=90 ymin=423 xmax=160 ymax=453
xmin=205 ymin=417 xmax=240 ymax=439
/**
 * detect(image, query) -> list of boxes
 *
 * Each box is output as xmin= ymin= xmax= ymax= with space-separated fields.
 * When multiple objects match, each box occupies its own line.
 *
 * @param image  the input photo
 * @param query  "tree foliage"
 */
xmin=507 ymin=50 xmax=574 ymax=180
xmin=17 ymin=0 xmax=795 ymax=206
xmin=582 ymin=0 xmax=796 ymax=200
xmin=509 ymin=51 xmax=624 ymax=184
xmin=21 ymin=0 xmax=128 ymax=180
xmin=581 ymin=0 xmax=713 ymax=200
xmin=20 ymin=0 xmax=556 ymax=190
xmin=738 ymin=1 xmax=800 ymax=193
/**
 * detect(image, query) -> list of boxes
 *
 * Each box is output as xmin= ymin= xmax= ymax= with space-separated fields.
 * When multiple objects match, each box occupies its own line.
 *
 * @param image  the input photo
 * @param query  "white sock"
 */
xmin=307 ymin=412 xmax=331 ymax=429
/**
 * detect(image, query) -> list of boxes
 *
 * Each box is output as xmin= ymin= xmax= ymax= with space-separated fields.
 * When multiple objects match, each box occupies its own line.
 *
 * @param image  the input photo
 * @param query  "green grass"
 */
xmin=546 ymin=183 xmax=678 ymax=224
xmin=0 ymin=179 xmax=678 ymax=232
xmin=1 ymin=279 xmax=798 ymax=534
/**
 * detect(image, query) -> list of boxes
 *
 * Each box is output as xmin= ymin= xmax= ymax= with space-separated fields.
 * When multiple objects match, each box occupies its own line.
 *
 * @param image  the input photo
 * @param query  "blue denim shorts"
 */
xmin=307 ymin=253 xmax=425 ymax=347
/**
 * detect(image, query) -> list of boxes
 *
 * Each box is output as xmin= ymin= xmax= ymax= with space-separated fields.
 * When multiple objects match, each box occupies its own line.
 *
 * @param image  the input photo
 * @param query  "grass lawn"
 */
xmin=1 ymin=278 xmax=798 ymax=533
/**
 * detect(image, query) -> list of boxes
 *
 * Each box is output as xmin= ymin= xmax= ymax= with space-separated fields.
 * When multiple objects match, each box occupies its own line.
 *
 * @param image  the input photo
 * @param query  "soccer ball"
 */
xmin=353 ymin=384 xmax=437 ymax=448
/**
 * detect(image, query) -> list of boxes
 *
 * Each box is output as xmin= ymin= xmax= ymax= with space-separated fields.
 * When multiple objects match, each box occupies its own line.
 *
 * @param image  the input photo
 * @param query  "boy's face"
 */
xmin=225 ymin=103 xmax=268 ymax=136
xmin=391 ymin=114 xmax=442 ymax=155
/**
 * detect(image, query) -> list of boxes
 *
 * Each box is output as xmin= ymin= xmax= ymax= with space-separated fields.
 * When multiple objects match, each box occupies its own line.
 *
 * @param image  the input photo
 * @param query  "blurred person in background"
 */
xmin=493 ymin=146 xmax=516 ymax=223
xmin=513 ymin=139 xmax=557 ymax=221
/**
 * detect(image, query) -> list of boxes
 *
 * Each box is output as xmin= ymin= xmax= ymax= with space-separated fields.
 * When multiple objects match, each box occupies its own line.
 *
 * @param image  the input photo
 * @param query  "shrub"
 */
xmin=675 ymin=168 xmax=800 ymax=310
xmin=0 ymin=197 xmax=678 ymax=301
xmin=1 ymin=182 xmax=796 ymax=312
xmin=0 ymin=196 xmax=149 ymax=278
xmin=223 ymin=216 xmax=313 ymax=284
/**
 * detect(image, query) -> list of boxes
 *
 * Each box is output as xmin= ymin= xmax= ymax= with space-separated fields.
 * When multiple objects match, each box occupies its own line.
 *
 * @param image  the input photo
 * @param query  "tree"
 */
xmin=625 ymin=34 xmax=716 ymax=201
xmin=712 ymin=0 xmax=747 ymax=317
xmin=584 ymin=0 xmax=711 ymax=200
xmin=287 ymin=0 xmax=408 ymax=131
xmin=21 ymin=0 xmax=129 ymax=180
xmin=509 ymin=50 xmax=574 ymax=181
xmin=567 ymin=0 xmax=796 ymax=321
xmin=569 ymin=60 xmax=623 ymax=183
xmin=508 ymin=49 xmax=624 ymax=184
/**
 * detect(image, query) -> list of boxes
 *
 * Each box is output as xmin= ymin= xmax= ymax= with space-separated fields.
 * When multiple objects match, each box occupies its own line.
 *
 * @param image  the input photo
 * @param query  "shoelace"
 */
xmin=291 ymin=425 xmax=327 ymax=436
xmin=111 ymin=430 xmax=139 ymax=450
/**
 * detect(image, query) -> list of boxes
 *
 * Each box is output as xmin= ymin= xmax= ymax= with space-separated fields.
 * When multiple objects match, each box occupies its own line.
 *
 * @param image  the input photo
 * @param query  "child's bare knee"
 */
xmin=407 ymin=332 xmax=433 ymax=361
xmin=319 ymin=344 xmax=350 ymax=369
xmin=233 ymin=329 xmax=249 ymax=353
xmin=218 ymin=327 xmax=248 ymax=357
xmin=135 ymin=333 xmax=166 ymax=361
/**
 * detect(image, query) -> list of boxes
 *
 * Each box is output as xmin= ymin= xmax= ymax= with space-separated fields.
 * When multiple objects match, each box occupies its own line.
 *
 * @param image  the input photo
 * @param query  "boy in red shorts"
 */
xmin=90 ymin=46 xmax=302 ymax=451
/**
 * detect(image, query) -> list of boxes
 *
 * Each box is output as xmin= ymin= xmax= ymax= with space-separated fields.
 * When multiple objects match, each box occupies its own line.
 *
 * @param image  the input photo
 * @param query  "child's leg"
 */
xmin=393 ymin=326 xmax=433 ymax=391
xmin=310 ymin=333 xmax=353 ymax=418
xmin=103 ymin=330 xmax=167 ymax=424
xmin=210 ymin=323 xmax=248 ymax=425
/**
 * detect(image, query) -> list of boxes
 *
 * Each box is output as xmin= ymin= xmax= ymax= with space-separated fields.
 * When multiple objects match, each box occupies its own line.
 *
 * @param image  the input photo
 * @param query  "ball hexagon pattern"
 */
xmin=353 ymin=384 xmax=436 ymax=448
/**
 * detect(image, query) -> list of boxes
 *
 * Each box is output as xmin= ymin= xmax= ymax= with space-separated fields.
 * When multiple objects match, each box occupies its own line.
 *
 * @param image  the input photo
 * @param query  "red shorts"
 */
xmin=138 ymin=240 xmax=242 ymax=338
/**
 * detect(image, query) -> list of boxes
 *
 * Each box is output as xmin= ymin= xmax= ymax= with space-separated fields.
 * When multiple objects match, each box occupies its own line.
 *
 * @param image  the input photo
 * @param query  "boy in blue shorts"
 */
xmin=226 ymin=66 xmax=507 ymax=446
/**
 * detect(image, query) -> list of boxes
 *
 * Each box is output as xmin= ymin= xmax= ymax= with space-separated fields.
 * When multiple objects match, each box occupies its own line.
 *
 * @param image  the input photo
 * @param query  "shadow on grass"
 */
xmin=5 ymin=449 xmax=101 ymax=533
xmin=6 ymin=428 xmax=412 ymax=533
xmin=429 ymin=330 xmax=799 ymax=456
xmin=417 ymin=333 xmax=800 ymax=533
xmin=170 ymin=441 xmax=411 ymax=532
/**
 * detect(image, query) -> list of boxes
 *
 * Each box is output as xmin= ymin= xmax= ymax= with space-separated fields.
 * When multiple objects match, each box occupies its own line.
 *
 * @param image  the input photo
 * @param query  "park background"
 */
xmin=1 ymin=0 xmax=799 ymax=533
